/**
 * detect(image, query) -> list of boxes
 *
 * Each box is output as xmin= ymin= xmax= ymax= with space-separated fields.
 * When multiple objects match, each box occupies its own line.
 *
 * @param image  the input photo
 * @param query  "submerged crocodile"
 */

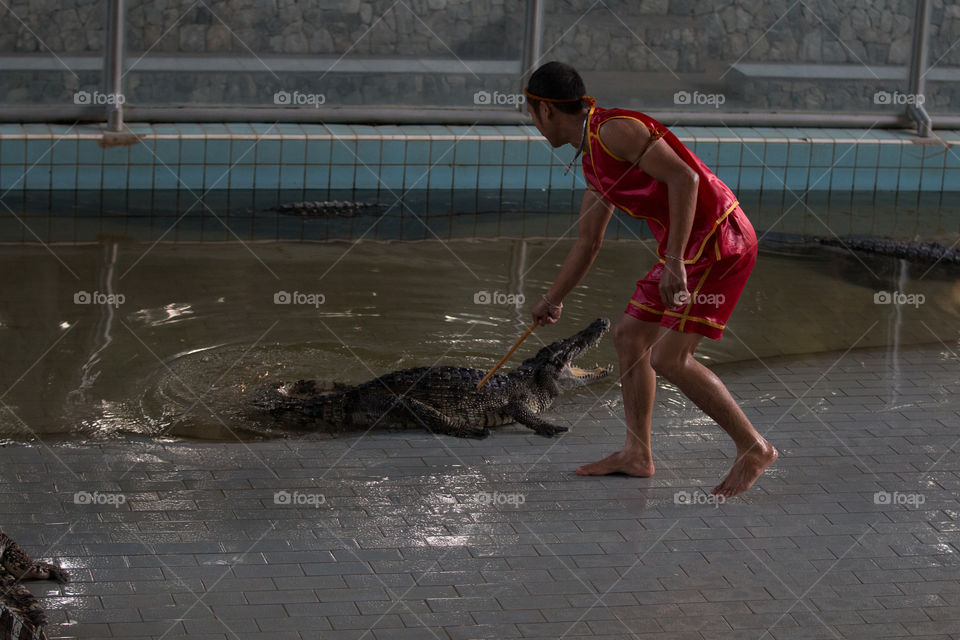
xmin=271 ymin=200 xmax=384 ymax=217
xmin=0 ymin=531 xmax=70 ymax=638
xmin=816 ymin=236 xmax=960 ymax=264
xmin=253 ymin=318 xmax=612 ymax=438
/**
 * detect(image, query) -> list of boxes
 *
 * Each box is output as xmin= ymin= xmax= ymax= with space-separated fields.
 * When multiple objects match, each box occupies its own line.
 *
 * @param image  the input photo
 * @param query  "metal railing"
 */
xmin=907 ymin=0 xmax=933 ymax=137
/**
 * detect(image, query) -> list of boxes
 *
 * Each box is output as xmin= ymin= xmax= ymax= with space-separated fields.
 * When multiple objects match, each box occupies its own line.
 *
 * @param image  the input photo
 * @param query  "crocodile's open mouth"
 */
xmin=566 ymin=363 xmax=612 ymax=378
xmin=560 ymin=319 xmax=613 ymax=381
xmin=509 ymin=317 xmax=614 ymax=384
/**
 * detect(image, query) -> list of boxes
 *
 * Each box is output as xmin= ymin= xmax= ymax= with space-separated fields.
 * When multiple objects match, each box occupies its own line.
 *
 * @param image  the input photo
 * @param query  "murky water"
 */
xmin=1 ymin=236 xmax=957 ymax=440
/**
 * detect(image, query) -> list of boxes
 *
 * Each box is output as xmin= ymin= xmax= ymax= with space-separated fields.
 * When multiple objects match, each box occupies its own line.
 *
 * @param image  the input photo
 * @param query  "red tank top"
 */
xmin=581 ymin=106 xmax=740 ymax=264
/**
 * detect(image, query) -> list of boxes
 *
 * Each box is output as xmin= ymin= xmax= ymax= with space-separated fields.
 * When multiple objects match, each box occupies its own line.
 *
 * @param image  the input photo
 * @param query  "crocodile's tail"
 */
xmin=816 ymin=236 xmax=960 ymax=264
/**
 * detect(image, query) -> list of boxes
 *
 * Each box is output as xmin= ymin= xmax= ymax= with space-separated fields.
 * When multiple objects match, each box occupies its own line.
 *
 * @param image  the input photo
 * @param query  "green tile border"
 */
xmin=0 ymin=123 xmax=957 ymax=192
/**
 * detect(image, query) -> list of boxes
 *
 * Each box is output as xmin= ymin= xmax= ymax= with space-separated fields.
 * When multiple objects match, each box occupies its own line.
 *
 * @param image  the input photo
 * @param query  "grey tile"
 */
xmin=15 ymin=343 xmax=960 ymax=639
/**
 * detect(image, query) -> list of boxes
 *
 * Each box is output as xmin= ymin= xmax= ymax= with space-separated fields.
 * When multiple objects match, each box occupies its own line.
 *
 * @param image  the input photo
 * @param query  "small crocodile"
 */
xmin=816 ymin=236 xmax=960 ymax=264
xmin=0 ymin=531 xmax=70 ymax=637
xmin=253 ymin=318 xmax=613 ymax=438
xmin=271 ymin=200 xmax=384 ymax=218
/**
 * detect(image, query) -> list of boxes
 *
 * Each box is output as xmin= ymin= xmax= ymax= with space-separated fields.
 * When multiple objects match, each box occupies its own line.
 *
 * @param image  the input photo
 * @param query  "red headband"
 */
xmin=523 ymin=87 xmax=597 ymax=107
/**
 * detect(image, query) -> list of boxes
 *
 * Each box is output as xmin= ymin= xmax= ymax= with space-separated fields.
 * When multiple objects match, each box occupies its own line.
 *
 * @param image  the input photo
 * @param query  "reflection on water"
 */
xmin=0 ymin=236 xmax=957 ymax=440
xmin=133 ymin=301 xmax=194 ymax=326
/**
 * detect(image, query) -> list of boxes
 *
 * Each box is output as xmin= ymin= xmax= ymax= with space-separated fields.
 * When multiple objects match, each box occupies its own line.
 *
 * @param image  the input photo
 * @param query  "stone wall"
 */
xmin=0 ymin=0 xmax=523 ymax=56
xmin=123 ymin=0 xmax=521 ymax=57
xmin=548 ymin=0 xmax=916 ymax=67
xmin=0 ymin=0 xmax=956 ymax=113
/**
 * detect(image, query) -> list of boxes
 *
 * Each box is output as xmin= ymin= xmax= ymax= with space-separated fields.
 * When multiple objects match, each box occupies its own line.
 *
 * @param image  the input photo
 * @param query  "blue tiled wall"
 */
xmin=0 ymin=123 xmax=958 ymax=192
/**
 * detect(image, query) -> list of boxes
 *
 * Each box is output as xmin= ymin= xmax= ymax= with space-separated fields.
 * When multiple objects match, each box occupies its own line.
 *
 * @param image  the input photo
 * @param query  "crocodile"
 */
xmin=0 ymin=531 xmax=70 ymax=638
xmin=253 ymin=318 xmax=613 ymax=438
xmin=271 ymin=200 xmax=384 ymax=218
xmin=816 ymin=236 xmax=960 ymax=264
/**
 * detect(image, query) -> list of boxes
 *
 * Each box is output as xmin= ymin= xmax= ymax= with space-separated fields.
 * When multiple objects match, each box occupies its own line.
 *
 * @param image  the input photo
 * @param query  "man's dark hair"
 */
xmin=526 ymin=61 xmax=588 ymax=114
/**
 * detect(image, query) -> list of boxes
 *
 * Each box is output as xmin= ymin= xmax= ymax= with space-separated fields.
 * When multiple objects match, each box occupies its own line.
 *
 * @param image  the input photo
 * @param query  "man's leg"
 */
xmin=576 ymin=313 xmax=663 ymax=477
xmin=650 ymin=329 xmax=778 ymax=498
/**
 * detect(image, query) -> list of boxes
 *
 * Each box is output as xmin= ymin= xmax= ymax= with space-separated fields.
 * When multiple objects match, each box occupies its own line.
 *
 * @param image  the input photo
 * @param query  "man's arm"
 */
xmin=598 ymin=118 xmax=699 ymax=306
xmin=532 ymin=187 xmax=615 ymax=326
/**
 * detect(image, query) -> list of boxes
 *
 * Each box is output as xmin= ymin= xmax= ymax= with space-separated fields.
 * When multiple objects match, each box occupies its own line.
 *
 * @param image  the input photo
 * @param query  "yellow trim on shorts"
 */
xmin=678 ymin=263 xmax=714 ymax=332
xmin=627 ymin=299 xmax=726 ymax=330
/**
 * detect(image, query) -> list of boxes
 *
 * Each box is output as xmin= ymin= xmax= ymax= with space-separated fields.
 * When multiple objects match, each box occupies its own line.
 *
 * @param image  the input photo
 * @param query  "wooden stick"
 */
xmin=476 ymin=321 xmax=538 ymax=389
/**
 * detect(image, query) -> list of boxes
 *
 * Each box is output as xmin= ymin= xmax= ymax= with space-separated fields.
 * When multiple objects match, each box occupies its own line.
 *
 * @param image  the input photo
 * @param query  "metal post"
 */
xmin=907 ymin=0 xmax=932 ymax=137
xmin=520 ymin=0 xmax=544 ymax=110
xmin=104 ymin=0 xmax=125 ymax=131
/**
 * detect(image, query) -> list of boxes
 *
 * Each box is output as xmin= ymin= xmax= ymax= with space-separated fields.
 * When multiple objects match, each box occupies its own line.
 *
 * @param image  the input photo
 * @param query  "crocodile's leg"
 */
xmin=24 ymin=561 xmax=70 ymax=583
xmin=506 ymin=403 xmax=569 ymax=437
xmin=386 ymin=396 xmax=491 ymax=439
xmin=0 ymin=534 xmax=70 ymax=583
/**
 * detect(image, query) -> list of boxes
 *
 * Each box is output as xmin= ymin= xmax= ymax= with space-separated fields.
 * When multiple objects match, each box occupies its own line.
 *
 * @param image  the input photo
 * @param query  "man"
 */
xmin=526 ymin=61 xmax=777 ymax=499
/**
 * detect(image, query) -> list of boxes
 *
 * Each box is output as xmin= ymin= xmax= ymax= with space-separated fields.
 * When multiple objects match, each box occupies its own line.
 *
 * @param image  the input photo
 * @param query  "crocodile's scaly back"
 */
xmin=272 ymin=200 xmax=384 ymax=217
xmin=253 ymin=318 xmax=613 ymax=438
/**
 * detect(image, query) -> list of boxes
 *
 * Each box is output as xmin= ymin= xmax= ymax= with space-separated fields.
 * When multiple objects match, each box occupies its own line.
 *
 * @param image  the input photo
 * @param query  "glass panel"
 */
xmin=0 ymin=1 xmax=947 ymax=120
xmin=122 ymin=0 xmax=525 ymax=109
xmin=541 ymin=0 xmax=915 ymax=115
xmin=926 ymin=0 xmax=960 ymax=116
xmin=0 ymin=0 xmax=106 ymax=106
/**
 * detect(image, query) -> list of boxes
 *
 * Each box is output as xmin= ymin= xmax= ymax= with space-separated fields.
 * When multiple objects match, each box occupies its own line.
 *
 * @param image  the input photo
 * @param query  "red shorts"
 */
xmin=624 ymin=206 xmax=757 ymax=340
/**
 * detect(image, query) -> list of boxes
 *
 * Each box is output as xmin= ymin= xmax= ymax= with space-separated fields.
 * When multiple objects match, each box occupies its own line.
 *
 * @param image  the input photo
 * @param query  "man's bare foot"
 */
xmin=711 ymin=439 xmax=778 ymax=498
xmin=576 ymin=450 xmax=655 ymax=477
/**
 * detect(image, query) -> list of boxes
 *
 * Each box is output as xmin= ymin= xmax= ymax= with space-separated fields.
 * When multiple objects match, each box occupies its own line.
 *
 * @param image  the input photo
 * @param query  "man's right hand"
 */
xmin=532 ymin=297 xmax=562 ymax=326
xmin=659 ymin=259 xmax=690 ymax=308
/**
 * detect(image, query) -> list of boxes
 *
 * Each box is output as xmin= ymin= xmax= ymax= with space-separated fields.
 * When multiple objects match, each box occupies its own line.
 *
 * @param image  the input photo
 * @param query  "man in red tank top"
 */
xmin=526 ymin=62 xmax=777 ymax=499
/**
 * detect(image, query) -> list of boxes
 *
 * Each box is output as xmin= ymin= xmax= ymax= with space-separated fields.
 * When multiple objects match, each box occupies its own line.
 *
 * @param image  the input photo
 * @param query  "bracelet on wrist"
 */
xmin=664 ymin=253 xmax=685 ymax=262
xmin=541 ymin=294 xmax=563 ymax=310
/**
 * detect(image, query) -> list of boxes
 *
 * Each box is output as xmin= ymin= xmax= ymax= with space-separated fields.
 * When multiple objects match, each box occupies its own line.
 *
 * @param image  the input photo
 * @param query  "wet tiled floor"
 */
xmin=4 ymin=342 xmax=960 ymax=639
